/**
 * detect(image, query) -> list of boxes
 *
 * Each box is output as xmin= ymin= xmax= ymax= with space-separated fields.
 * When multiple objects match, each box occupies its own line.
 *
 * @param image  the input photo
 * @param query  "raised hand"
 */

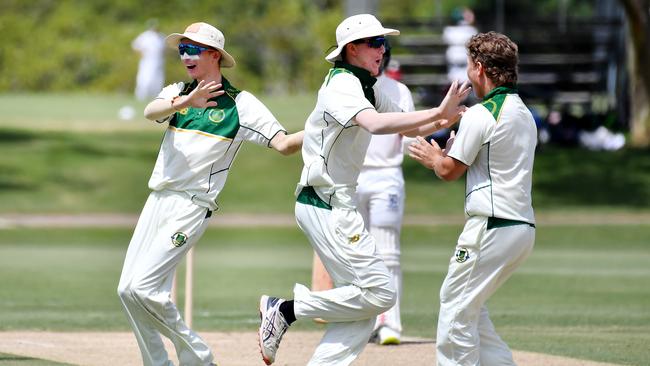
xmin=437 ymin=81 xmax=471 ymax=122
xmin=186 ymin=80 xmax=224 ymax=108
xmin=408 ymin=136 xmax=442 ymax=170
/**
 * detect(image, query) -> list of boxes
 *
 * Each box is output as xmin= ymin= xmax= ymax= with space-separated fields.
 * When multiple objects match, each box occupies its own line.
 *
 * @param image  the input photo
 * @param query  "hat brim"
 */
xmin=166 ymin=33 xmax=236 ymax=68
xmin=325 ymin=27 xmax=399 ymax=63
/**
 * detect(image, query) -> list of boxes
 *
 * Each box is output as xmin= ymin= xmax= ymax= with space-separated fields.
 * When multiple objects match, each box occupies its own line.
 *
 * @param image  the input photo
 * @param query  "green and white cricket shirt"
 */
xmin=149 ymin=78 xmax=286 ymax=211
xmin=297 ymin=62 xmax=400 ymax=209
xmin=447 ymin=85 xmax=537 ymax=224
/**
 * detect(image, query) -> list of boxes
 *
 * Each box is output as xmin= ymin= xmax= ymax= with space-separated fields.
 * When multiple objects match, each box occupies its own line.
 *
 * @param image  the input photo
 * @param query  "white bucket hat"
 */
xmin=325 ymin=14 xmax=399 ymax=63
xmin=166 ymin=22 xmax=236 ymax=68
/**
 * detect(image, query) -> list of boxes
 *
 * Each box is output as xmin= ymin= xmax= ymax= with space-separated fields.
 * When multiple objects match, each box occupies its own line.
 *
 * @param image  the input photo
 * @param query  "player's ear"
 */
xmin=213 ymin=50 xmax=222 ymax=63
xmin=476 ymin=61 xmax=484 ymax=75
xmin=346 ymin=43 xmax=358 ymax=58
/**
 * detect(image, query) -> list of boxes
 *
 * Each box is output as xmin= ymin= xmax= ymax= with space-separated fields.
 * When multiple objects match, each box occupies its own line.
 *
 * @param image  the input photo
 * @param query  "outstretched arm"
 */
xmin=270 ymin=130 xmax=304 ymax=156
xmin=354 ymin=81 xmax=470 ymax=135
xmin=143 ymin=80 xmax=224 ymax=121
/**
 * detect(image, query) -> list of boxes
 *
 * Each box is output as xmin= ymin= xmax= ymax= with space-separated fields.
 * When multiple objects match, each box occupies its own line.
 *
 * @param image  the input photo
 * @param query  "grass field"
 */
xmin=0 ymin=353 xmax=71 ymax=366
xmin=0 ymin=225 xmax=649 ymax=365
xmin=1 ymin=94 xmax=649 ymax=365
xmin=1 ymin=94 xmax=650 ymax=215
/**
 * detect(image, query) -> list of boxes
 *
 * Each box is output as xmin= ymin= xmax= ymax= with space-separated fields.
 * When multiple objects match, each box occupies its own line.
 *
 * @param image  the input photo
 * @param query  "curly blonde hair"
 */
xmin=467 ymin=32 xmax=518 ymax=86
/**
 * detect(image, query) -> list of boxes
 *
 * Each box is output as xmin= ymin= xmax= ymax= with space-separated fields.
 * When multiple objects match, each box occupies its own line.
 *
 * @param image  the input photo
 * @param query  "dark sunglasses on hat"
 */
xmin=178 ymin=43 xmax=214 ymax=56
xmin=353 ymin=36 xmax=386 ymax=49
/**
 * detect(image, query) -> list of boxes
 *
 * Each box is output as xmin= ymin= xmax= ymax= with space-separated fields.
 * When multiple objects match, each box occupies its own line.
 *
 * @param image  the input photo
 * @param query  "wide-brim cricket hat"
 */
xmin=325 ymin=14 xmax=399 ymax=63
xmin=166 ymin=22 xmax=236 ymax=68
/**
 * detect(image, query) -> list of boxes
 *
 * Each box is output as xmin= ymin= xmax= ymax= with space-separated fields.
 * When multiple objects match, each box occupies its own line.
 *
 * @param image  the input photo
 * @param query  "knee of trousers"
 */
xmin=117 ymin=284 xmax=158 ymax=310
xmin=366 ymin=281 xmax=397 ymax=314
xmin=117 ymin=283 xmax=131 ymax=303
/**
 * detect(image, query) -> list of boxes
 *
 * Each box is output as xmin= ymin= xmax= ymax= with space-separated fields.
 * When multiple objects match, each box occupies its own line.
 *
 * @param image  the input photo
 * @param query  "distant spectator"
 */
xmin=546 ymin=107 xmax=583 ymax=147
xmin=132 ymin=19 xmax=166 ymax=101
xmin=442 ymin=7 xmax=478 ymax=84
xmin=384 ymin=59 xmax=403 ymax=81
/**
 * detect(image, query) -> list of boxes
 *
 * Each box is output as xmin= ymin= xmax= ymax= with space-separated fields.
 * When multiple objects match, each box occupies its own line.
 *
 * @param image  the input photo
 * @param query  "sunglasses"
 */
xmin=178 ymin=43 xmax=214 ymax=56
xmin=353 ymin=36 xmax=386 ymax=49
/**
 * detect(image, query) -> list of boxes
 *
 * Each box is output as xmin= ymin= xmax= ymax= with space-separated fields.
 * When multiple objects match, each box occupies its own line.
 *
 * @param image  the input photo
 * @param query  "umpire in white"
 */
xmin=257 ymin=14 xmax=470 ymax=366
xmin=409 ymin=32 xmax=537 ymax=365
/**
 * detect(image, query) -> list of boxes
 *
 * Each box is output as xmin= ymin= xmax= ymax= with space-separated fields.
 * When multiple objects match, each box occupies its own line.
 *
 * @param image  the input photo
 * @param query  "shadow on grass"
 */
xmin=533 ymin=146 xmax=650 ymax=208
xmin=0 ymin=352 xmax=72 ymax=365
xmin=0 ymin=129 xmax=36 ymax=143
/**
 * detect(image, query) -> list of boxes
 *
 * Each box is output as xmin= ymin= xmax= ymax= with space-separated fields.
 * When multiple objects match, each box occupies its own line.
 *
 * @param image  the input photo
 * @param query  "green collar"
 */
xmin=482 ymin=84 xmax=518 ymax=101
xmin=334 ymin=61 xmax=377 ymax=87
xmin=334 ymin=61 xmax=377 ymax=105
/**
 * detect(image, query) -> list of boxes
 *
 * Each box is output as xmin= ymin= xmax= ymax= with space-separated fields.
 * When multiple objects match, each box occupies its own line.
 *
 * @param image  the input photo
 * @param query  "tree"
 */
xmin=620 ymin=0 xmax=650 ymax=147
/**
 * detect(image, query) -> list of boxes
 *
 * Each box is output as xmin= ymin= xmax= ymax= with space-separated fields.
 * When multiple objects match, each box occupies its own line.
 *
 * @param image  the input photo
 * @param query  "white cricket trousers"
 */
xmin=294 ymin=202 xmax=396 ymax=366
xmin=117 ymin=190 xmax=214 ymax=366
xmin=437 ymin=216 xmax=535 ymax=366
xmin=357 ymin=166 xmax=405 ymax=333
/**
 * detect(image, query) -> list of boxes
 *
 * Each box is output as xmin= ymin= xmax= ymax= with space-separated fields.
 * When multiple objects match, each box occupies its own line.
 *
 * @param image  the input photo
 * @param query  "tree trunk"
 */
xmin=620 ymin=0 xmax=650 ymax=147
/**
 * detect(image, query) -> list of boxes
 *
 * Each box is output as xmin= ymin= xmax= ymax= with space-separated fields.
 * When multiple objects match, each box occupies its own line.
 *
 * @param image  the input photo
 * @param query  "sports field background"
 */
xmin=0 ymin=94 xmax=649 ymax=365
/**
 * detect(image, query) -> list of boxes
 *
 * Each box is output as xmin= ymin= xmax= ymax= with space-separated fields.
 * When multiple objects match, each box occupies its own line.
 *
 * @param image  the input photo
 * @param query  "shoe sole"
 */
xmin=258 ymin=295 xmax=273 ymax=365
xmin=379 ymin=336 xmax=401 ymax=346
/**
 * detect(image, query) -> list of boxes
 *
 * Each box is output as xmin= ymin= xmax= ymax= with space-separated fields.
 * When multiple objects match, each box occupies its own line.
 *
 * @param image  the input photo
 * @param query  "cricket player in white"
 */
xmin=310 ymin=46 xmax=416 ymax=345
xmin=117 ymin=22 xmax=302 ymax=366
xmin=409 ymin=32 xmax=536 ymax=365
xmin=358 ymin=49 xmax=415 ymax=346
xmin=257 ymin=14 xmax=470 ymax=366
xmin=132 ymin=20 xmax=166 ymax=101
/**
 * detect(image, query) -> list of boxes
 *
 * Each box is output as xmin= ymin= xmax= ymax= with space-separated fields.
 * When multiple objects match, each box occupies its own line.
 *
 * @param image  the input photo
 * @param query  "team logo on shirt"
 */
xmin=455 ymin=248 xmax=470 ymax=263
xmin=171 ymin=232 xmax=188 ymax=247
xmin=208 ymin=109 xmax=225 ymax=124
xmin=348 ymin=234 xmax=360 ymax=244
xmin=179 ymin=107 xmax=189 ymax=115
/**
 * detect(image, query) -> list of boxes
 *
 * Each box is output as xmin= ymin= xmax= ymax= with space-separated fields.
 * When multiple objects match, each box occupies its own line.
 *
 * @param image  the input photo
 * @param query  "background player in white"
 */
xmin=409 ymin=31 xmax=536 ymax=365
xmin=442 ymin=7 xmax=478 ymax=84
xmin=358 ymin=40 xmax=415 ymax=346
xmin=132 ymin=19 xmax=166 ymax=101
xmin=117 ymin=22 xmax=303 ymax=366
xmin=257 ymin=14 xmax=470 ymax=366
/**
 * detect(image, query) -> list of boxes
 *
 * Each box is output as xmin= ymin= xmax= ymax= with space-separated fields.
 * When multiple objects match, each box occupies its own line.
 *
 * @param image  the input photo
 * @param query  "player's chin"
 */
xmin=186 ymin=68 xmax=199 ymax=79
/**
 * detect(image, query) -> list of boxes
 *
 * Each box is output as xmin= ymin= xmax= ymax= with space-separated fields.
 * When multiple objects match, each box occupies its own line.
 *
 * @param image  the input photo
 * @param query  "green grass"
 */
xmin=1 ymin=93 xmax=649 ymax=365
xmin=2 ymin=93 xmax=650 ymax=215
xmin=0 ymin=225 xmax=649 ymax=365
xmin=0 ymin=354 xmax=72 ymax=366
xmin=1 ymin=126 xmax=650 ymax=215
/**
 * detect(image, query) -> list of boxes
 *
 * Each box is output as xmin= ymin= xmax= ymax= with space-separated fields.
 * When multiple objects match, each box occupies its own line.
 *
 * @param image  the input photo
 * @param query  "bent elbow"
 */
xmin=277 ymin=147 xmax=293 ymax=156
xmin=436 ymin=168 xmax=464 ymax=181
xmin=438 ymin=172 xmax=457 ymax=181
xmin=143 ymin=107 xmax=156 ymax=121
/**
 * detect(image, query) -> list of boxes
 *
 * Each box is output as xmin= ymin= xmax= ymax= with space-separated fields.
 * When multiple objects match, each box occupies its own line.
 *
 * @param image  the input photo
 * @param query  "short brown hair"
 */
xmin=467 ymin=32 xmax=518 ymax=85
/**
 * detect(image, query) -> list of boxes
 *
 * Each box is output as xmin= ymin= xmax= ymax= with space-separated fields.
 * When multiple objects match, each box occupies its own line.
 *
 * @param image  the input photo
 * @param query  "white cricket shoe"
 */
xmin=378 ymin=326 xmax=401 ymax=345
xmin=258 ymin=295 xmax=289 ymax=365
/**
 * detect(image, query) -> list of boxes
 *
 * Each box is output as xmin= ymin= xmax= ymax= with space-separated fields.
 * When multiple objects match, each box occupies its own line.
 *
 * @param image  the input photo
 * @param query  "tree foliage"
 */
xmin=0 ymin=0 xmax=343 ymax=94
